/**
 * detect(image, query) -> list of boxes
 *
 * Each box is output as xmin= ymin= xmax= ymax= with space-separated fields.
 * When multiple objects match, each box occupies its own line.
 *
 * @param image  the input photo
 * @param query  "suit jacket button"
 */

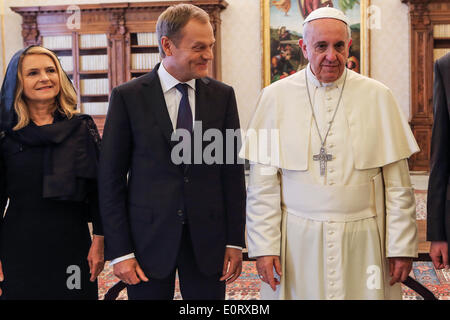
xmin=177 ymin=210 xmax=183 ymax=216
xmin=184 ymin=177 xmax=189 ymax=183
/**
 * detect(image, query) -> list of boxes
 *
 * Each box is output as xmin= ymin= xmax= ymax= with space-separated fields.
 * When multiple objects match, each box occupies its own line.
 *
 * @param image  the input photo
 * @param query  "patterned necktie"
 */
xmin=175 ymin=83 xmax=193 ymax=132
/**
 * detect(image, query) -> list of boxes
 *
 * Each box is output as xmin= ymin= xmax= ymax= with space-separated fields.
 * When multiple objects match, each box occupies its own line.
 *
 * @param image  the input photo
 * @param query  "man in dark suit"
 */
xmin=98 ymin=4 xmax=246 ymax=300
xmin=427 ymin=52 xmax=450 ymax=270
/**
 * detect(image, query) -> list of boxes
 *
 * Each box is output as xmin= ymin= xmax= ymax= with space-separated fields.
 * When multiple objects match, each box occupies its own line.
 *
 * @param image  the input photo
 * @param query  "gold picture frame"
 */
xmin=262 ymin=0 xmax=370 ymax=87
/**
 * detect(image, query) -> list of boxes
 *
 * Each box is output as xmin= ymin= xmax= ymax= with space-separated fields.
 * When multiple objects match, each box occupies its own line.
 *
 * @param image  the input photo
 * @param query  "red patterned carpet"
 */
xmin=403 ymin=262 xmax=450 ymax=300
xmin=98 ymin=261 xmax=261 ymax=300
xmin=98 ymin=260 xmax=450 ymax=300
xmin=414 ymin=189 xmax=427 ymax=220
xmin=98 ymin=188 xmax=450 ymax=300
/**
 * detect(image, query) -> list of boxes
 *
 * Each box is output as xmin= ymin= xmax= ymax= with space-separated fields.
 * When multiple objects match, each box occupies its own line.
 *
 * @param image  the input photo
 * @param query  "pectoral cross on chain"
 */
xmin=313 ymin=147 xmax=332 ymax=176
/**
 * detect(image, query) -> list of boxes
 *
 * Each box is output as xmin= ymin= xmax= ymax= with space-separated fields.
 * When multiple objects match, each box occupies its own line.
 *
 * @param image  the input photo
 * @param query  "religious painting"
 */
xmin=262 ymin=0 xmax=370 ymax=86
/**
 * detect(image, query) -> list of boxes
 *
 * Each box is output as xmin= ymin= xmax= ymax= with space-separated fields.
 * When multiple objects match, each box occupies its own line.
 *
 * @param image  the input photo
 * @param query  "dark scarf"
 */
xmin=7 ymin=112 xmax=99 ymax=201
xmin=0 ymin=46 xmax=99 ymax=201
xmin=0 ymin=47 xmax=28 ymax=131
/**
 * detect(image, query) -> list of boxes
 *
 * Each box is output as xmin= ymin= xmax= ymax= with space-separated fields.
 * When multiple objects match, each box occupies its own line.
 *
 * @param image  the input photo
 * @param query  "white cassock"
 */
xmin=239 ymin=65 xmax=420 ymax=300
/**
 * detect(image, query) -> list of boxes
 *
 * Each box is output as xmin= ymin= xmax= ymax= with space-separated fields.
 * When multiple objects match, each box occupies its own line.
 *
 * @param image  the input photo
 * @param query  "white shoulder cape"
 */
xmin=239 ymin=69 xmax=419 ymax=170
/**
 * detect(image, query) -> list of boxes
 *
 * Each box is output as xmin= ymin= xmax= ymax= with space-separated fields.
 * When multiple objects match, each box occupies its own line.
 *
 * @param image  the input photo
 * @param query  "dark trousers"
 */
xmin=126 ymin=224 xmax=226 ymax=300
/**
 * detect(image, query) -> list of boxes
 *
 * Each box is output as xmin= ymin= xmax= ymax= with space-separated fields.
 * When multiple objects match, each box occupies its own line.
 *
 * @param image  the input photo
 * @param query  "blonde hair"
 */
xmin=13 ymin=46 xmax=78 ymax=130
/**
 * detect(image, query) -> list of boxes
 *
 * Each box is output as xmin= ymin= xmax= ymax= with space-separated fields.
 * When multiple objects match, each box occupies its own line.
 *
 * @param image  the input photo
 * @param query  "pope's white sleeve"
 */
xmin=382 ymin=159 xmax=418 ymax=258
xmin=246 ymin=163 xmax=282 ymax=258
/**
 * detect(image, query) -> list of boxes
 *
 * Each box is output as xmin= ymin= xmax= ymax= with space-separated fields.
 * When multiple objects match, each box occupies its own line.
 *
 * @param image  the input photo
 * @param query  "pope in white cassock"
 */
xmin=240 ymin=7 xmax=420 ymax=299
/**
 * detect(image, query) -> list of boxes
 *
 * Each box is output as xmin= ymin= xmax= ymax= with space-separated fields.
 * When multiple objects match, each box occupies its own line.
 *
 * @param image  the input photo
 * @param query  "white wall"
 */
xmin=0 ymin=0 xmax=411 ymax=126
xmin=221 ymin=0 xmax=262 ymax=130
xmin=370 ymin=0 xmax=411 ymax=120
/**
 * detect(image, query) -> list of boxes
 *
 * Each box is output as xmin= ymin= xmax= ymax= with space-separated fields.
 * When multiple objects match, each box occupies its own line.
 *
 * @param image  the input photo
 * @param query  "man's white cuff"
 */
xmin=109 ymin=253 xmax=135 ymax=266
xmin=226 ymin=245 xmax=243 ymax=250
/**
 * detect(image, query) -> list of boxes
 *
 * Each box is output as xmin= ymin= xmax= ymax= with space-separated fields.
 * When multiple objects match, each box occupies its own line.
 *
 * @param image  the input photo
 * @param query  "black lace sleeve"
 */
xmin=85 ymin=116 xmax=101 ymax=156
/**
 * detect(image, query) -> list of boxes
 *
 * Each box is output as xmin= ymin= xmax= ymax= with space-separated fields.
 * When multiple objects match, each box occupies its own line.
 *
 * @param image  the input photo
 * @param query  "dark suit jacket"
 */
xmin=427 ymin=52 xmax=450 ymax=257
xmin=98 ymin=64 xmax=246 ymax=279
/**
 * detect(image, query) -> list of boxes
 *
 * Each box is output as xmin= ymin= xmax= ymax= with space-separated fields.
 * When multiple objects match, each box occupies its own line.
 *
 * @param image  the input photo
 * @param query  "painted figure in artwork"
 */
xmin=272 ymin=0 xmax=292 ymax=16
xmin=299 ymin=0 xmax=333 ymax=18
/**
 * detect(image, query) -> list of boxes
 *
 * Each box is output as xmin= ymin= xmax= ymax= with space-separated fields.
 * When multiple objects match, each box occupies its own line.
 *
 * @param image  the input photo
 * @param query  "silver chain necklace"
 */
xmin=305 ymin=68 xmax=347 ymax=176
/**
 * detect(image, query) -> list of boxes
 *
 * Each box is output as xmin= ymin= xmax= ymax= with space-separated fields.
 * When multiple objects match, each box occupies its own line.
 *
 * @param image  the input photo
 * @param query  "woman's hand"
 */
xmin=87 ymin=235 xmax=105 ymax=282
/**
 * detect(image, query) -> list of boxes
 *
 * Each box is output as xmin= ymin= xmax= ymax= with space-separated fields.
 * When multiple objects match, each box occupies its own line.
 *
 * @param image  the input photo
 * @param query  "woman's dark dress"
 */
xmin=0 ymin=116 xmax=101 ymax=300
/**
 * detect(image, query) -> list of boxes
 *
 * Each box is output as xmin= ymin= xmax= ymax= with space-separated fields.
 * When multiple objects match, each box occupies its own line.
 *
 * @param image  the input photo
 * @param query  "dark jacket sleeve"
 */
xmin=427 ymin=57 xmax=449 ymax=242
xmin=87 ymin=180 xmax=102 ymax=235
xmin=98 ymin=87 xmax=134 ymax=260
xmin=0 ymin=146 xmax=7 ymax=242
xmin=83 ymin=117 xmax=103 ymax=236
xmin=221 ymin=86 xmax=246 ymax=248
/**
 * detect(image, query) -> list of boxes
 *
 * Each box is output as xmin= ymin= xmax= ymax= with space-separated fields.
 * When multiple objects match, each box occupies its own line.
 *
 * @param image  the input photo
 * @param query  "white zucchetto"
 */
xmin=303 ymin=7 xmax=350 ymax=26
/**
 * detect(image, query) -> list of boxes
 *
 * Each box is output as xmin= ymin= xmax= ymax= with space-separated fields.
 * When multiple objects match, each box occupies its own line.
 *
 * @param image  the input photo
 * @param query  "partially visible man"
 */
xmin=240 ymin=7 xmax=419 ymax=299
xmin=99 ymin=4 xmax=246 ymax=300
xmin=427 ymin=52 xmax=450 ymax=271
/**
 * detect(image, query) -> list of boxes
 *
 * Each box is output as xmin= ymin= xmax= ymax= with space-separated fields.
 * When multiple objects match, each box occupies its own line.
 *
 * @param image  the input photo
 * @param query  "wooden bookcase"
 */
xmin=11 ymin=1 xmax=228 ymax=134
xmin=402 ymin=1 xmax=450 ymax=257
xmin=402 ymin=0 xmax=450 ymax=171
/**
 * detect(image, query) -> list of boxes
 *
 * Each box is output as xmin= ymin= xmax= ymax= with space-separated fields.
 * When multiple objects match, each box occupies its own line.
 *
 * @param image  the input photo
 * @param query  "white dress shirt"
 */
xmin=158 ymin=62 xmax=196 ymax=130
xmin=110 ymin=63 xmax=241 ymax=266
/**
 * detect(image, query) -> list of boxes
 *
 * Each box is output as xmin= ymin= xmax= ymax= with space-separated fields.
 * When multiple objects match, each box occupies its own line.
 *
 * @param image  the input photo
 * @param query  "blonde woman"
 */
xmin=0 ymin=46 xmax=104 ymax=299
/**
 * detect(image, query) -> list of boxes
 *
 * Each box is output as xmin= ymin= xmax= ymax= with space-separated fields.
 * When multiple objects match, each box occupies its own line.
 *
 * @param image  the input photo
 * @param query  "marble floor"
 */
xmin=410 ymin=172 xmax=429 ymax=191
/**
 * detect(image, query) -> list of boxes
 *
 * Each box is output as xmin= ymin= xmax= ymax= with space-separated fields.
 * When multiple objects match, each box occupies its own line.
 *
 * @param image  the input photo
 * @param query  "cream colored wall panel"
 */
xmin=2 ymin=1 xmax=23 ymax=73
xmin=370 ymin=0 xmax=411 ymax=119
xmin=221 ymin=0 xmax=262 ymax=130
